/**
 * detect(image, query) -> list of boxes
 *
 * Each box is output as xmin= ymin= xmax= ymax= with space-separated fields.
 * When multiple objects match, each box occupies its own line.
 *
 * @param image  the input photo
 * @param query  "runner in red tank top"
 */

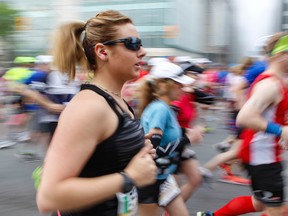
xmin=197 ymin=32 xmax=288 ymax=216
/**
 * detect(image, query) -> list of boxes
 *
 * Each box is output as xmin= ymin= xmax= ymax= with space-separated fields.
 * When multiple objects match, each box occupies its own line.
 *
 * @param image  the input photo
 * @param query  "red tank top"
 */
xmin=239 ymin=74 xmax=288 ymax=165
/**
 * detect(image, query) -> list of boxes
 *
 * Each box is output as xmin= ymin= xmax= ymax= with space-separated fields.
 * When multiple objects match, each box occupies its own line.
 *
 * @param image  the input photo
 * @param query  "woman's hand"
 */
xmin=124 ymin=147 xmax=157 ymax=187
xmin=144 ymin=133 xmax=156 ymax=158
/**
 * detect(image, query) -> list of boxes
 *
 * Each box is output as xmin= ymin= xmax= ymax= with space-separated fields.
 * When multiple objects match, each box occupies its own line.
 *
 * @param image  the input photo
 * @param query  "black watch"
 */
xmin=119 ymin=171 xmax=134 ymax=193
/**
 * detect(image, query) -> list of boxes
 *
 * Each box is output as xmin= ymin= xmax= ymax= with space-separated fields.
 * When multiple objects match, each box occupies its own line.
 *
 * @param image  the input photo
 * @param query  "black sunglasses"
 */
xmin=102 ymin=36 xmax=142 ymax=51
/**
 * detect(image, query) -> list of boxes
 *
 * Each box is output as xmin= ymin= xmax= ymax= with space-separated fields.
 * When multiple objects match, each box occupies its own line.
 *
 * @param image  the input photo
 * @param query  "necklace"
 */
xmin=97 ymin=85 xmax=122 ymax=98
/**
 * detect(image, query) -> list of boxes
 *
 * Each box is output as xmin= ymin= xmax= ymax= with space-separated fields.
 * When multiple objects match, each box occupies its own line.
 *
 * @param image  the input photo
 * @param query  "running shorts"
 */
xmin=244 ymin=162 xmax=284 ymax=207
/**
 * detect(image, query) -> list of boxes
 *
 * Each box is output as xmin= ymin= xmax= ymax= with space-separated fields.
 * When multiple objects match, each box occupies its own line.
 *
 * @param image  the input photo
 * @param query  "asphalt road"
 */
xmin=0 ymin=107 xmax=285 ymax=216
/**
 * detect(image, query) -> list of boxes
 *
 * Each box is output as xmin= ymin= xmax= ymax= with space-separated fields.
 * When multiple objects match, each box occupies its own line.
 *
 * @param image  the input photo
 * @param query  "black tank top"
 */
xmin=60 ymin=84 xmax=145 ymax=216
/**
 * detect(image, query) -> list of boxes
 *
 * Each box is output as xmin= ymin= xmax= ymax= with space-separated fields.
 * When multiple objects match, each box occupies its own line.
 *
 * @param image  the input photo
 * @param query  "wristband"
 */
xmin=119 ymin=171 xmax=134 ymax=193
xmin=265 ymin=122 xmax=282 ymax=137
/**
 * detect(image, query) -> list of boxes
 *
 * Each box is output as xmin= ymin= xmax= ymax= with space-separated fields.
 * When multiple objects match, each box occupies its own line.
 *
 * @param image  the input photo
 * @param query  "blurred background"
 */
xmin=1 ymin=1 xmax=288 ymax=215
xmin=0 ymin=0 xmax=287 ymax=68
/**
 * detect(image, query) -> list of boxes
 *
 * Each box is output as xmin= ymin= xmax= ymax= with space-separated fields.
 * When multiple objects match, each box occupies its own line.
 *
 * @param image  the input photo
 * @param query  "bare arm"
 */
xmin=9 ymin=84 xmax=64 ymax=113
xmin=236 ymin=78 xmax=282 ymax=131
xmin=24 ymin=88 xmax=65 ymax=113
xmin=36 ymin=91 xmax=156 ymax=212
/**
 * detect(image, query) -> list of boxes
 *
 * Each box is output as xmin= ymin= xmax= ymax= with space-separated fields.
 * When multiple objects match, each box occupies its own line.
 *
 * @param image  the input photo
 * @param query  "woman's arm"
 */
xmin=37 ymin=91 xmax=156 ymax=212
xmin=8 ymin=83 xmax=65 ymax=113
xmin=236 ymin=78 xmax=282 ymax=131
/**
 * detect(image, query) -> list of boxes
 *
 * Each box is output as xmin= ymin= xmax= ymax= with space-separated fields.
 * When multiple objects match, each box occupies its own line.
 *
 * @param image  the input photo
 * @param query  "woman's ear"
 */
xmin=95 ymin=43 xmax=108 ymax=61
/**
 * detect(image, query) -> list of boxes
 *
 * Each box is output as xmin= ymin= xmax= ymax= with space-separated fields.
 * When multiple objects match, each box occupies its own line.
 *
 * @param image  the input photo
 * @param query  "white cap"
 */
xmin=248 ymin=35 xmax=272 ymax=58
xmin=149 ymin=62 xmax=195 ymax=85
xmin=173 ymin=56 xmax=193 ymax=63
xmin=147 ymin=57 xmax=170 ymax=66
xmin=190 ymin=58 xmax=212 ymax=64
xmin=173 ymin=56 xmax=212 ymax=64
xmin=35 ymin=55 xmax=53 ymax=64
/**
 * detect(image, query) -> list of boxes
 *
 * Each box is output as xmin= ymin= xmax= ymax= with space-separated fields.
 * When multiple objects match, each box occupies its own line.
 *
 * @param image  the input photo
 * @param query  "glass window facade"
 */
xmin=282 ymin=1 xmax=288 ymax=31
xmin=6 ymin=0 xmax=175 ymax=54
xmin=78 ymin=1 xmax=173 ymax=48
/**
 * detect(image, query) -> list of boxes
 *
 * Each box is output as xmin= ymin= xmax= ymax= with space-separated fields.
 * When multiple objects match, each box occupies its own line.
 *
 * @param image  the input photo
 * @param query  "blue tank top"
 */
xmin=60 ymin=84 xmax=145 ymax=216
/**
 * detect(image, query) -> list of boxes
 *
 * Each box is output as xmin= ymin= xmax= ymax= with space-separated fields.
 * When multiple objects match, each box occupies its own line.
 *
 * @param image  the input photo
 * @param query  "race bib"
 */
xmin=116 ymin=187 xmax=138 ymax=216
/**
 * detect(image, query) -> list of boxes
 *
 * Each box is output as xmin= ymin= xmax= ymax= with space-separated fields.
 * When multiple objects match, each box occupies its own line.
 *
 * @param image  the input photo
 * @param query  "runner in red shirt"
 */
xmin=197 ymin=32 xmax=288 ymax=216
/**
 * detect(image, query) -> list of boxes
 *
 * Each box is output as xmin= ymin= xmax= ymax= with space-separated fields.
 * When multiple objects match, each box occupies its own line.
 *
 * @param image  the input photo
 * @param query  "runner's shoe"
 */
xmin=214 ymin=141 xmax=231 ymax=152
xmin=198 ymin=167 xmax=214 ymax=187
xmin=219 ymin=163 xmax=233 ymax=176
xmin=196 ymin=211 xmax=214 ymax=216
xmin=198 ymin=167 xmax=213 ymax=178
xmin=218 ymin=174 xmax=251 ymax=185
xmin=32 ymin=166 xmax=42 ymax=189
xmin=0 ymin=140 xmax=16 ymax=149
xmin=14 ymin=152 xmax=42 ymax=162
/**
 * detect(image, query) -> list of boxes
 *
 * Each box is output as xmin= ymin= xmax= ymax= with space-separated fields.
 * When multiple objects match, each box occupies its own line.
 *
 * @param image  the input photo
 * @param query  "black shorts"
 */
xmin=180 ymin=145 xmax=196 ymax=161
xmin=49 ymin=122 xmax=58 ymax=137
xmin=244 ymin=162 xmax=285 ymax=207
xmin=39 ymin=122 xmax=50 ymax=133
xmin=230 ymin=110 xmax=243 ymax=138
xmin=137 ymin=180 xmax=163 ymax=204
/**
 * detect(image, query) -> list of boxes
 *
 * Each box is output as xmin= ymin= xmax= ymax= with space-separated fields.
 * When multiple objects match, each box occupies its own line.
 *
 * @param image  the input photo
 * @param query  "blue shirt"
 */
xmin=244 ymin=60 xmax=267 ymax=86
xmin=141 ymin=99 xmax=182 ymax=147
xmin=24 ymin=70 xmax=47 ymax=85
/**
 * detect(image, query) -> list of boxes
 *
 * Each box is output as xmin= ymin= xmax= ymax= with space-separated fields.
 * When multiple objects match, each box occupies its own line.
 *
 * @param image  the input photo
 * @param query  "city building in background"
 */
xmin=231 ymin=0 xmax=282 ymax=61
xmin=0 ymin=0 xmax=284 ymax=64
xmin=282 ymin=0 xmax=288 ymax=31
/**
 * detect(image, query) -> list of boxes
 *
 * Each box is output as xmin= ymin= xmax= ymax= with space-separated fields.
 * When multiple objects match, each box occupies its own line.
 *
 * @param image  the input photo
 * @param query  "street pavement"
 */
xmin=0 ymin=107 xmax=286 ymax=216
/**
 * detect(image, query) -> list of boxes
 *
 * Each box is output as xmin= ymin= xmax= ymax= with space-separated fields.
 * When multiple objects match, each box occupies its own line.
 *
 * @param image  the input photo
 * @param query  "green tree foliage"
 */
xmin=0 ymin=2 xmax=18 ymax=37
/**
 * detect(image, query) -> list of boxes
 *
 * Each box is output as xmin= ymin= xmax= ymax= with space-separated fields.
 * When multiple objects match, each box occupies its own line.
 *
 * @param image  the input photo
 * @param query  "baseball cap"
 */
xmin=13 ymin=56 xmax=36 ymax=64
xmin=147 ymin=57 xmax=170 ymax=66
xmin=173 ymin=56 xmax=212 ymax=64
xmin=271 ymin=35 xmax=288 ymax=56
xmin=173 ymin=56 xmax=193 ymax=64
xmin=150 ymin=62 xmax=195 ymax=85
xmin=248 ymin=35 xmax=272 ymax=58
xmin=35 ymin=55 xmax=53 ymax=64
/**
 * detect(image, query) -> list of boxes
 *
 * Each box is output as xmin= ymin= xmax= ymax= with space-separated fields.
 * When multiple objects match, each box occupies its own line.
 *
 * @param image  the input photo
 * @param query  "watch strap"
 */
xmin=119 ymin=171 xmax=135 ymax=193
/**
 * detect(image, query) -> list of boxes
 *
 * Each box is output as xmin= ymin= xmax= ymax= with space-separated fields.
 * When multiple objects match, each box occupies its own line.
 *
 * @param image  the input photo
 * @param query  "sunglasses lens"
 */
xmin=125 ymin=37 xmax=142 ymax=51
